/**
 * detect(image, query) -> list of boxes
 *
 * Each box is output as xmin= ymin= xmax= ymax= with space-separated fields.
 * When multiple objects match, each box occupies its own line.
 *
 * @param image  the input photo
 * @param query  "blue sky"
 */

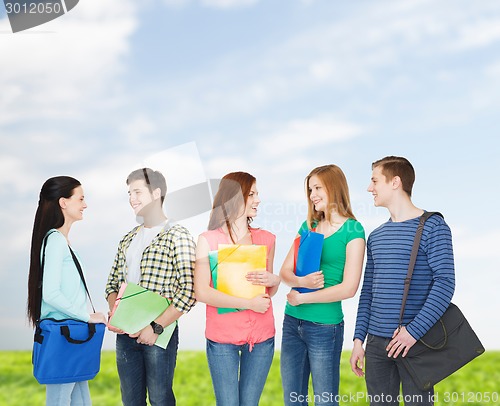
xmin=0 ymin=0 xmax=499 ymax=351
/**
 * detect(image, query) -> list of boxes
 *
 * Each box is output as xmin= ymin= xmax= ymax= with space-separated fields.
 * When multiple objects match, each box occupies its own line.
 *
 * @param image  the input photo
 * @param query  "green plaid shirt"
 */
xmin=105 ymin=223 xmax=196 ymax=313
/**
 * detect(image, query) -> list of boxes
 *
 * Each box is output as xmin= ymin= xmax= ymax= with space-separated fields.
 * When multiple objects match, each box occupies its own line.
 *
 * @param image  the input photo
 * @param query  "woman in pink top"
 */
xmin=194 ymin=172 xmax=280 ymax=406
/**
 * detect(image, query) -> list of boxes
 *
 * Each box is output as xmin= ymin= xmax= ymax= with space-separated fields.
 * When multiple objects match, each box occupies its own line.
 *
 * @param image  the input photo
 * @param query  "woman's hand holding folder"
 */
xmin=246 ymin=293 xmax=271 ymax=313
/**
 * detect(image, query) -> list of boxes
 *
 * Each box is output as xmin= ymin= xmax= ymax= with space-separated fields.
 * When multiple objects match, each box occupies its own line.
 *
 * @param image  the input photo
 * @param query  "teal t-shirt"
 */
xmin=285 ymin=218 xmax=365 ymax=324
xmin=40 ymin=230 xmax=89 ymax=322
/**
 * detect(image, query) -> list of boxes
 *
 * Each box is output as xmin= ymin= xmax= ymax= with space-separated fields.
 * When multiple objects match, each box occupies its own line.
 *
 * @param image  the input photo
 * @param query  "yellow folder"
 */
xmin=108 ymin=283 xmax=176 ymax=349
xmin=216 ymin=244 xmax=267 ymax=299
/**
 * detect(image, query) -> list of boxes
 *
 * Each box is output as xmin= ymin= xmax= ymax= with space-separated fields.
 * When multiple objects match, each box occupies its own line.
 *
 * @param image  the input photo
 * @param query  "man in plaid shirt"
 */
xmin=106 ymin=168 xmax=196 ymax=406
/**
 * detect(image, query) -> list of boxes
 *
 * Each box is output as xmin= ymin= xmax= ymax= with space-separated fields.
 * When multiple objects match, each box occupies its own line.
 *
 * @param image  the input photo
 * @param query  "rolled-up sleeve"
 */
xmin=171 ymin=228 xmax=196 ymax=313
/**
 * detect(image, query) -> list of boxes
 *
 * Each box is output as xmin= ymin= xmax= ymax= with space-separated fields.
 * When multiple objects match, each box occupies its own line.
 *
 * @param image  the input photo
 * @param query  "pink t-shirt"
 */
xmin=201 ymin=227 xmax=276 ymax=349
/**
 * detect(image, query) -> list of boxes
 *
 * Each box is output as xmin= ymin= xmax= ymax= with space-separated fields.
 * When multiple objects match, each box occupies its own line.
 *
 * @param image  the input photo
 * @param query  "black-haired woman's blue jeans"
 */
xmin=365 ymin=334 xmax=434 ymax=406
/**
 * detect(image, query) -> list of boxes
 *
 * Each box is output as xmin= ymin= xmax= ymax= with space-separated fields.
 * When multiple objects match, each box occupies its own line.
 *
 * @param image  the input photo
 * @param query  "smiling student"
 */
xmin=27 ymin=176 xmax=106 ymax=405
xmin=279 ymin=164 xmax=365 ymax=406
xmin=194 ymin=171 xmax=280 ymax=406
xmin=105 ymin=168 xmax=196 ymax=406
xmin=350 ymin=156 xmax=455 ymax=406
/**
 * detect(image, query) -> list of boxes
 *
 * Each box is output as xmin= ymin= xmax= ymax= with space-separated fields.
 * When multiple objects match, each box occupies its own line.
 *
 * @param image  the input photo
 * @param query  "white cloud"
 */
xmin=453 ymin=230 xmax=500 ymax=261
xmin=204 ymin=155 xmax=254 ymax=178
xmin=0 ymin=155 xmax=30 ymax=190
xmin=484 ymin=59 xmax=500 ymax=77
xmin=142 ymin=142 xmax=207 ymax=193
xmin=192 ymin=115 xmax=365 ymax=209
xmin=142 ymin=0 xmax=499 ymax=134
xmin=162 ymin=0 xmax=191 ymax=8
xmin=201 ymin=0 xmax=259 ymax=8
xmin=451 ymin=17 xmax=500 ymax=50
xmin=0 ymin=0 xmax=137 ymax=125
xmin=120 ymin=114 xmax=158 ymax=147
xmin=162 ymin=0 xmax=259 ymax=8
xmin=262 ymin=117 xmax=363 ymax=157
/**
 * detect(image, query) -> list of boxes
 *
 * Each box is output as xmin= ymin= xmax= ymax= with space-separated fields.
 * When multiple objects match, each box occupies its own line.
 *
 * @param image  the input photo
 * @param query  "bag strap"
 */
xmin=60 ymin=323 xmax=96 ymax=344
xmin=68 ymin=247 xmax=96 ymax=313
xmin=398 ymin=211 xmax=443 ymax=327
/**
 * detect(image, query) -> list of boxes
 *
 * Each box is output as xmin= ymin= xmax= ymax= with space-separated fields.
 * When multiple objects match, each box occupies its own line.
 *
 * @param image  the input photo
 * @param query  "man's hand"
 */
xmin=129 ymin=325 xmax=158 ymax=346
xmin=386 ymin=326 xmax=417 ymax=358
xmin=350 ymin=339 xmax=365 ymax=377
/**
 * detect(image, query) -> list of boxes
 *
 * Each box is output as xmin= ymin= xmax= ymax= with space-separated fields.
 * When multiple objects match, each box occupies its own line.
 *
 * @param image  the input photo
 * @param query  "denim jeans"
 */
xmin=365 ymin=334 xmax=434 ymax=406
xmin=46 ymin=381 xmax=91 ymax=405
xmin=280 ymin=314 xmax=344 ymax=406
xmin=116 ymin=327 xmax=179 ymax=406
xmin=206 ymin=337 xmax=274 ymax=406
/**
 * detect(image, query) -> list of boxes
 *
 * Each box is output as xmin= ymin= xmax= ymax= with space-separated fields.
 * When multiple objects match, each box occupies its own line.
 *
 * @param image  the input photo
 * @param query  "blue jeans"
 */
xmin=365 ymin=334 xmax=434 ymax=406
xmin=280 ymin=314 xmax=344 ymax=406
xmin=46 ymin=381 xmax=91 ymax=405
xmin=116 ymin=327 xmax=179 ymax=406
xmin=206 ymin=337 xmax=274 ymax=406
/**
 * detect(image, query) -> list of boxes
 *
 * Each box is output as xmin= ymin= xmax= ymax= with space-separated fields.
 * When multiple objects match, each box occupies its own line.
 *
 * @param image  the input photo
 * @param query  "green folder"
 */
xmin=109 ymin=282 xmax=176 ymax=349
xmin=209 ymin=250 xmax=240 ymax=314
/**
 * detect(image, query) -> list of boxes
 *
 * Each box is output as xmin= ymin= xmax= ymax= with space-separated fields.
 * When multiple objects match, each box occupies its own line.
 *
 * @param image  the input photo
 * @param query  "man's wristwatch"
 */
xmin=150 ymin=321 xmax=164 ymax=335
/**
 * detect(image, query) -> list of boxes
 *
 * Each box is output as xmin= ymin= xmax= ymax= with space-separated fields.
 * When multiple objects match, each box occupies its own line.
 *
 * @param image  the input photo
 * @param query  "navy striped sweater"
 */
xmin=354 ymin=213 xmax=455 ymax=341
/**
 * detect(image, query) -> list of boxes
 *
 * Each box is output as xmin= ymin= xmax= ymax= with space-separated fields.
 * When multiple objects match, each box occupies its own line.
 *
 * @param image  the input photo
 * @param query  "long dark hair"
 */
xmin=208 ymin=172 xmax=256 ymax=243
xmin=27 ymin=176 xmax=81 ymax=326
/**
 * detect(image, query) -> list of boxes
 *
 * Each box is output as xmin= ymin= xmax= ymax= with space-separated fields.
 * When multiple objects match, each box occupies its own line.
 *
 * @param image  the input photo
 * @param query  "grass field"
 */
xmin=0 ymin=351 xmax=498 ymax=405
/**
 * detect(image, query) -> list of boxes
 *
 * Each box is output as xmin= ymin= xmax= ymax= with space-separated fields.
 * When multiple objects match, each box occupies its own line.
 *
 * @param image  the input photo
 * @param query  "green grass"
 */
xmin=0 ymin=351 xmax=498 ymax=405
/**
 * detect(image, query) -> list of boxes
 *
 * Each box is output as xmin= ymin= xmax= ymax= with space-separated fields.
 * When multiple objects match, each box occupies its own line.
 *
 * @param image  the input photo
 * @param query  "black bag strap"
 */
xmin=398 ymin=211 xmax=443 ymax=327
xmin=60 ymin=323 xmax=96 ymax=344
xmin=68 ymin=247 xmax=96 ymax=313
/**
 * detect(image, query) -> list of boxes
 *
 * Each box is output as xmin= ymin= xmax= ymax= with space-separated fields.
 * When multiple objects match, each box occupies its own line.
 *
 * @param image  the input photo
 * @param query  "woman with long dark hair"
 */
xmin=194 ymin=172 xmax=280 ymax=406
xmin=27 ymin=176 xmax=106 ymax=405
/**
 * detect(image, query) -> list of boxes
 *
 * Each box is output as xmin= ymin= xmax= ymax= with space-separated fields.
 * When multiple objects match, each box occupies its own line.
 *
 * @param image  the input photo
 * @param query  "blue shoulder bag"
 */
xmin=32 ymin=232 xmax=105 ymax=384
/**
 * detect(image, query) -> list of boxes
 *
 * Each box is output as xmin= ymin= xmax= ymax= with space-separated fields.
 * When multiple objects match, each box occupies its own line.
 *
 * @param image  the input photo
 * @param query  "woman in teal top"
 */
xmin=27 ymin=176 xmax=106 ymax=406
xmin=280 ymin=165 xmax=366 ymax=406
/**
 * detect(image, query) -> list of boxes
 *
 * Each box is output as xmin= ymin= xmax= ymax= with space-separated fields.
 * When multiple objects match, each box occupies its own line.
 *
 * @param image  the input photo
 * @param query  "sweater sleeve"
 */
xmin=406 ymin=219 xmax=455 ymax=340
xmin=353 ymin=237 xmax=373 ymax=342
xmin=42 ymin=233 xmax=90 ymax=322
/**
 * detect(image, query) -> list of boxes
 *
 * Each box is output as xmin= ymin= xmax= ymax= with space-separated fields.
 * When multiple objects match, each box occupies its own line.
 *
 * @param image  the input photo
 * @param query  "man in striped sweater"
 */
xmin=350 ymin=156 xmax=455 ymax=406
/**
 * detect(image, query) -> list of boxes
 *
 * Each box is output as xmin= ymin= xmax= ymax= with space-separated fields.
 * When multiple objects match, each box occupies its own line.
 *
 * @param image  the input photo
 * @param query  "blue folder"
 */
xmin=294 ymin=230 xmax=324 ymax=293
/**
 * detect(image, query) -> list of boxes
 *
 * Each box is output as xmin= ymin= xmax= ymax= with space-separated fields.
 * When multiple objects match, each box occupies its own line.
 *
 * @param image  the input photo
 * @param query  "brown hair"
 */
xmin=126 ymin=168 xmax=167 ymax=204
xmin=208 ymin=172 xmax=256 ymax=243
xmin=306 ymin=164 xmax=356 ymax=228
xmin=372 ymin=156 xmax=415 ymax=197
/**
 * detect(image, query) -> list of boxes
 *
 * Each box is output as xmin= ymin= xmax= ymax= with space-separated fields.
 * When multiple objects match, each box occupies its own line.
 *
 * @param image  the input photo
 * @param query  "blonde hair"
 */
xmin=305 ymin=164 xmax=356 ymax=228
